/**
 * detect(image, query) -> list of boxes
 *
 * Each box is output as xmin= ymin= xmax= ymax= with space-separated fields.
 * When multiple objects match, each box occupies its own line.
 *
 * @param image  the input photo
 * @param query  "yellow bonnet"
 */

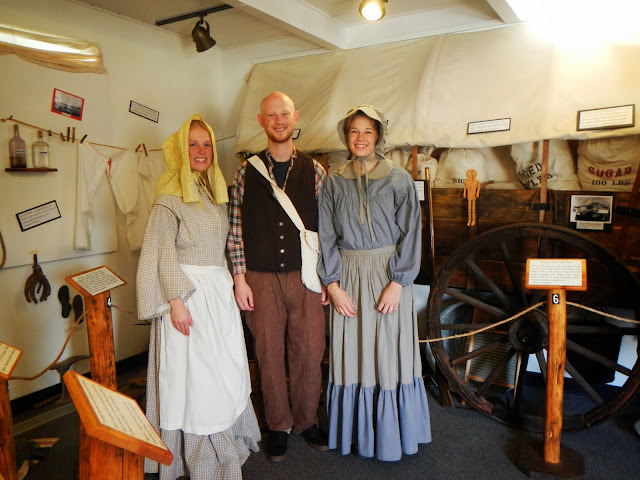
xmin=155 ymin=113 xmax=229 ymax=206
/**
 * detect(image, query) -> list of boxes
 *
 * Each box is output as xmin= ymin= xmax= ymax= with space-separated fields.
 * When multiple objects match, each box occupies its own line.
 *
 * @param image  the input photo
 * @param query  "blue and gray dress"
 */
xmin=318 ymin=158 xmax=432 ymax=461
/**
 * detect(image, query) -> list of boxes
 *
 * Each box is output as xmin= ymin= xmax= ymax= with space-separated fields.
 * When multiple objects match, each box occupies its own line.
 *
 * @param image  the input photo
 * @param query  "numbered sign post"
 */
xmin=65 ymin=266 xmax=151 ymax=479
xmin=519 ymin=259 xmax=586 ymax=478
xmin=0 ymin=342 xmax=22 ymax=480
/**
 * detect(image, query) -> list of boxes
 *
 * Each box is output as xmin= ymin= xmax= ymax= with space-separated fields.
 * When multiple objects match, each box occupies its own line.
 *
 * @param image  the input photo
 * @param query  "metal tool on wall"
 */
xmin=23 ymin=253 xmax=51 ymax=303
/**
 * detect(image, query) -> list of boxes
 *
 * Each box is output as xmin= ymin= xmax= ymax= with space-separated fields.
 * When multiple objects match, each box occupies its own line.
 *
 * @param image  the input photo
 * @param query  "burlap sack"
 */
xmin=510 ymin=140 xmax=581 ymax=190
xmin=577 ymin=135 xmax=640 ymax=191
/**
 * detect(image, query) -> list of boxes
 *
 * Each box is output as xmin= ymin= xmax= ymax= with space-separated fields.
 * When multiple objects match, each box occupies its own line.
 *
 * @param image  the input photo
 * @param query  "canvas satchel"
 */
xmin=247 ymin=156 xmax=322 ymax=293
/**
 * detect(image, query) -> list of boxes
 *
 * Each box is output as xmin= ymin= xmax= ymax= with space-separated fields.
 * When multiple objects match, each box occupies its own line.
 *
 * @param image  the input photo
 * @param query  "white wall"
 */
xmin=0 ymin=0 xmax=223 ymax=399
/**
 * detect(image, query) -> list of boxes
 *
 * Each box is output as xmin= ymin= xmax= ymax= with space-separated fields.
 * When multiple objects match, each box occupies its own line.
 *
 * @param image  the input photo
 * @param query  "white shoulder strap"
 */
xmin=247 ymin=155 xmax=307 ymax=232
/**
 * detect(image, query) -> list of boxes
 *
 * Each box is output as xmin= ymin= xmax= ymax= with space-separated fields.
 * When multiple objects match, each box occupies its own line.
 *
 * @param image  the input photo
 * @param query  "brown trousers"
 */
xmin=245 ymin=270 xmax=326 ymax=433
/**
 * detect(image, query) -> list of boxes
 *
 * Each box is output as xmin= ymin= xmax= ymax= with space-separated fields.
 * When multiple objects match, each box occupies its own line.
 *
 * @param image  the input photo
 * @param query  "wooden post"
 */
xmin=538 ymin=139 xmax=550 ymax=223
xmin=411 ymin=146 xmax=418 ymax=180
xmin=0 ymin=342 xmax=22 ymax=480
xmin=545 ymin=288 xmax=566 ymax=463
xmin=517 ymin=259 xmax=585 ymax=478
xmin=65 ymin=266 xmax=146 ymax=479
xmin=0 ymin=380 xmax=17 ymax=480
xmin=82 ymin=291 xmax=117 ymax=389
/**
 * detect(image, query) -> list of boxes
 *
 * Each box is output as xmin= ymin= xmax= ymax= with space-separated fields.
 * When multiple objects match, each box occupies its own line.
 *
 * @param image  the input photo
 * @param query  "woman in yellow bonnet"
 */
xmin=136 ymin=114 xmax=260 ymax=479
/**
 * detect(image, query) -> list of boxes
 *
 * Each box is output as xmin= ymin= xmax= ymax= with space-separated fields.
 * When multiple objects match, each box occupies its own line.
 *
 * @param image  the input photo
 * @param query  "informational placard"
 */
xmin=0 ymin=341 xmax=22 ymax=378
xmin=69 ymin=266 xmax=125 ymax=296
xmin=577 ymin=104 xmax=634 ymax=131
xmin=129 ymin=101 xmax=159 ymax=123
xmin=467 ymin=118 xmax=511 ymax=134
xmin=414 ymin=180 xmax=425 ymax=201
xmin=15 ymin=200 xmax=61 ymax=232
xmin=78 ymin=375 xmax=164 ymax=448
xmin=64 ymin=370 xmax=172 ymax=465
xmin=525 ymin=259 xmax=587 ymax=291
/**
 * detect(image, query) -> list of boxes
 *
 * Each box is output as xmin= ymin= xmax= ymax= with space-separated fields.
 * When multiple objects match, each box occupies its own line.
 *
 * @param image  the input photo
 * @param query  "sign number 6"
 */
xmin=552 ymin=293 xmax=560 ymax=305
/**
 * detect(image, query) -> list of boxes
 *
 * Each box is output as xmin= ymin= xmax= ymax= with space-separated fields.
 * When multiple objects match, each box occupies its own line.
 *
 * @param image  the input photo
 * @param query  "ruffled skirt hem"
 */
xmin=326 ymin=376 xmax=432 ymax=461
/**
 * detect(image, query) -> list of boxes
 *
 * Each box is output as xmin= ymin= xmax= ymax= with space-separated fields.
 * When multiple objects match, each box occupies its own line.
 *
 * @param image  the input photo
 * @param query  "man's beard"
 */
xmin=266 ymin=127 xmax=293 ymax=143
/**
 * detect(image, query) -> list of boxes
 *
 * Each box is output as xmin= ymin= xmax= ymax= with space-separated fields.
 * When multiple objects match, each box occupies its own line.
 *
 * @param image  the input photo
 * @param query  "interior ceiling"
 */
xmin=73 ymin=0 xmax=522 ymax=51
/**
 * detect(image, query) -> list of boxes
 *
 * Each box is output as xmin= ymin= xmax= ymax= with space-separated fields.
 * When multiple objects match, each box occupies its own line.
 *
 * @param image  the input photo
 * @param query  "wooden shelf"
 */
xmin=5 ymin=167 xmax=57 ymax=172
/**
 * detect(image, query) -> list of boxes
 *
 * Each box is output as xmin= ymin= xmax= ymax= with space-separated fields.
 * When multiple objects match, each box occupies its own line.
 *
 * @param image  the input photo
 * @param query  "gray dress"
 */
xmin=137 ymin=191 xmax=260 ymax=480
xmin=318 ymin=159 xmax=431 ymax=461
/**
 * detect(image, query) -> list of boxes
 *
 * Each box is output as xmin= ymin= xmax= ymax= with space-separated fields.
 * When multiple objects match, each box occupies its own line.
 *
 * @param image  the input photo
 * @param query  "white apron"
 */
xmin=158 ymin=264 xmax=251 ymax=435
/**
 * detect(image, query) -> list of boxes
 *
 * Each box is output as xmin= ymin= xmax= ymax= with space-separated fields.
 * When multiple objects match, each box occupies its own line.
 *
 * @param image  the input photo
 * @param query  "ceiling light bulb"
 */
xmin=359 ymin=0 xmax=387 ymax=22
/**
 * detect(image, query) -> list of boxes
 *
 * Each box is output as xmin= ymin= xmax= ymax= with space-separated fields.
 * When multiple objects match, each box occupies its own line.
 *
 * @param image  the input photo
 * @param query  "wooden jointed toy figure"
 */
xmin=463 ymin=169 xmax=481 ymax=226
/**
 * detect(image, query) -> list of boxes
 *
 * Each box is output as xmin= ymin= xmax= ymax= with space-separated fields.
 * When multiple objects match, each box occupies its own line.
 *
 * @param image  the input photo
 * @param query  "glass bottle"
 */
xmin=9 ymin=124 xmax=27 ymax=168
xmin=32 ymin=130 xmax=50 ymax=168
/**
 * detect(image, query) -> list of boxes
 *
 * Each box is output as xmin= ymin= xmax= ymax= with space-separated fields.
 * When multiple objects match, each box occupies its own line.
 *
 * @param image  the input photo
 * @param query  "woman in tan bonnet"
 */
xmin=318 ymin=105 xmax=431 ymax=461
xmin=136 ymin=114 xmax=260 ymax=479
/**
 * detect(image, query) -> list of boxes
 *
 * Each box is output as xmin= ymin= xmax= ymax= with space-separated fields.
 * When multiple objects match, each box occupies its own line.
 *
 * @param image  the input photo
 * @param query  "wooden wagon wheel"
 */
xmin=427 ymin=223 xmax=640 ymax=431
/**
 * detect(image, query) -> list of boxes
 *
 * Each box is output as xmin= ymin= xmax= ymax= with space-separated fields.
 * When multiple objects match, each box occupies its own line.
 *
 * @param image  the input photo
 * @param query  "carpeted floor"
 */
xmin=10 ymin=377 xmax=640 ymax=480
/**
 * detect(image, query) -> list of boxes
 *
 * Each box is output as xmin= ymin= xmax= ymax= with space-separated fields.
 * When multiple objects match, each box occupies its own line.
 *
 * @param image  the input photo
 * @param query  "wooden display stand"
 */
xmin=65 ymin=266 xmax=171 ymax=479
xmin=0 ymin=342 xmax=22 ymax=480
xmin=518 ymin=259 xmax=587 ymax=478
xmin=64 ymin=371 xmax=172 ymax=479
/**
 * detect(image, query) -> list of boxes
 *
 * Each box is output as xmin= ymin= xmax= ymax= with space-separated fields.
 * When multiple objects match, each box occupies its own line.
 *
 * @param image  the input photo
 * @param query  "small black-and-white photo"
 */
xmin=570 ymin=195 xmax=613 ymax=224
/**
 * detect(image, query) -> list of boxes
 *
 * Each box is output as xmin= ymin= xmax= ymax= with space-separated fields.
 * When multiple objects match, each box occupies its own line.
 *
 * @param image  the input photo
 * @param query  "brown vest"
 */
xmin=242 ymin=151 xmax=318 ymax=272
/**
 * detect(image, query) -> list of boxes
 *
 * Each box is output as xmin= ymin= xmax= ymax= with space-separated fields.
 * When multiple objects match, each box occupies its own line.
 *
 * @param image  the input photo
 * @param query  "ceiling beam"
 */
xmin=226 ymin=0 xmax=347 ymax=50
xmin=485 ymin=0 xmax=523 ymax=24
xmin=346 ymin=4 xmax=506 ymax=50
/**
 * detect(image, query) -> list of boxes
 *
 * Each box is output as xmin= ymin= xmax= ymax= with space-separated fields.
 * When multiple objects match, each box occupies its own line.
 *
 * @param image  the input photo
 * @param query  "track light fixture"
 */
xmin=359 ymin=0 xmax=388 ymax=21
xmin=192 ymin=16 xmax=216 ymax=52
xmin=155 ymin=4 xmax=232 ymax=52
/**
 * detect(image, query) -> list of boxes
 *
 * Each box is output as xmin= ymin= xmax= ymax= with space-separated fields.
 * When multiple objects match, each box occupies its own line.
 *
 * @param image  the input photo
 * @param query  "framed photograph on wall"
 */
xmin=569 ymin=194 xmax=613 ymax=232
xmin=51 ymin=88 xmax=84 ymax=121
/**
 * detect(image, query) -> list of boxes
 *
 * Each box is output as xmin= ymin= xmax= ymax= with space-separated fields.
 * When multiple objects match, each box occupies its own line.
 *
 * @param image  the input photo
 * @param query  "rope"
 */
xmin=111 ymin=303 xmax=151 ymax=325
xmin=420 ymin=300 xmax=640 ymax=344
xmin=566 ymin=301 xmax=640 ymax=324
xmin=9 ymin=303 xmax=148 ymax=382
xmin=110 ymin=304 xmax=138 ymax=319
xmin=10 ymin=310 xmax=89 ymax=381
xmin=419 ymin=301 xmax=544 ymax=343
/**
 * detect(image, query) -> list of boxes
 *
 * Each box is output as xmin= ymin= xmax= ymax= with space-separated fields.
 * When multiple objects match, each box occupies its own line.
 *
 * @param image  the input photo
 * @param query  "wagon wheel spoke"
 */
xmin=498 ymin=241 xmax=527 ymax=306
xmin=535 ymin=350 xmax=547 ymax=382
xmin=476 ymin=347 xmax=517 ymax=397
xmin=464 ymin=258 xmax=515 ymax=312
xmin=444 ymin=287 xmax=507 ymax=318
xmin=511 ymin=352 xmax=529 ymax=415
xmin=536 ymin=235 xmax=549 ymax=258
xmin=451 ymin=338 xmax=508 ymax=366
xmin=566 ymin=339 xmax=632 ymax=376
xmin=564 ymin=358 xmax=604 ymax=406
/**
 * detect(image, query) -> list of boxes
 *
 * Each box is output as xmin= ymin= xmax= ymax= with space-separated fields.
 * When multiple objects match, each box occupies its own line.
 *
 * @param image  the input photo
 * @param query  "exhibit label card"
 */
xmin=71 ymin=266 xmax=125 ymax=296
xmin=526 ymin=259 xmax=586 ymax=290
xmin=467 ymin=118 xmax=511 ymax=134
xmin=0 ymin=341 xmax=22 ymax=378
xmin=16 ymin=200 xmax=61 ymax=232
xmin=77 ymin=375 xmax=165 ymax=448
xmin=577 ymin=104 xmax=634 ymax=131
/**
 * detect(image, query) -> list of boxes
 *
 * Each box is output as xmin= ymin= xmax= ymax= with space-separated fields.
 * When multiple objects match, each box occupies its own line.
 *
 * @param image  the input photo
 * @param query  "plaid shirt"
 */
xmin=227 ymin=149 xmax=326 ymax=276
